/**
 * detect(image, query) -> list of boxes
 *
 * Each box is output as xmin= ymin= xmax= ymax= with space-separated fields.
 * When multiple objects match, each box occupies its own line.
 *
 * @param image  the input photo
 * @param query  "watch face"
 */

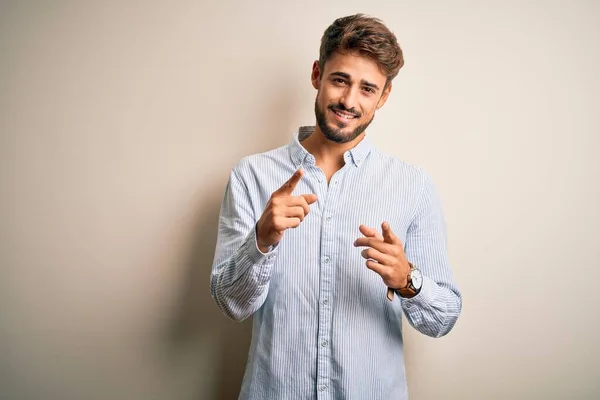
xmin=411 ymin=269 xmax=423 ymax=290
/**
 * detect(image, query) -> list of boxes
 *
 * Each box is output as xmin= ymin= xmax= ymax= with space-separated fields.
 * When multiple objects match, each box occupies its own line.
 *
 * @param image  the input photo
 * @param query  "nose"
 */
xmin=339 ymin=86 xmax=359 ymax=111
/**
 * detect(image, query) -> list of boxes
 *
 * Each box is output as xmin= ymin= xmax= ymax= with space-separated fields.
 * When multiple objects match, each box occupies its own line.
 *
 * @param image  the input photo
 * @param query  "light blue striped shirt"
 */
xmin=211 ymin=126 xmax=462 ymax=399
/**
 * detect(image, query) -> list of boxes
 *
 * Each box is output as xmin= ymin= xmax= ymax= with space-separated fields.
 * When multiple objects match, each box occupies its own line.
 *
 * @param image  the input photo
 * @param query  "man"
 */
xmin=211 ymin=14 xmax=462 ymax=399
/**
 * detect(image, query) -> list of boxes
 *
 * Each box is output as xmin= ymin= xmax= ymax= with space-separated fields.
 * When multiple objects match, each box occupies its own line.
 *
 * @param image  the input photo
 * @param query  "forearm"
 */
xmin=399 ymin=171 xmax=462 ymax=337
xmin=401 ymin=275 xmax=462 ymax=337
xmin=211 ymin=227 xmax=278 ymax=321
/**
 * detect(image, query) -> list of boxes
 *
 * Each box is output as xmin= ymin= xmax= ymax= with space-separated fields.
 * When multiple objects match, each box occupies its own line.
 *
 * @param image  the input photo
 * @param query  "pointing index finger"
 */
xmin=273 ymin=168 xmax=304 ymax=197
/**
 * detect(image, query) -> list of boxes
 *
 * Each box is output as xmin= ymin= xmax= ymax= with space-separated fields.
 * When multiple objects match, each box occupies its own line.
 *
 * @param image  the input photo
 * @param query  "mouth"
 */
xmin=330 ymin=108 xmax=359 ymax=122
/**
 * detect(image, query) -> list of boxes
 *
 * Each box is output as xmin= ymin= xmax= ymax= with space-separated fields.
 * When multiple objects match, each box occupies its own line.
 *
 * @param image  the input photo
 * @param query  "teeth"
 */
xmin=335 ymin=110 xmax=355 ymax=119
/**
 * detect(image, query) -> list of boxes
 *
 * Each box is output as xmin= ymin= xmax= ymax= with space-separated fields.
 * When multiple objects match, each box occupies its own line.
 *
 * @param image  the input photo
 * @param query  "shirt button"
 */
xmin=321 ymin=340 xmax=328 ymax=347
xmin=322 ymin=299 xmax=328 ymax=305
xmin=326 ymin=216 xmax=332 ymax=221
xmin=319 ymin=385 xmax=327 ymax=392
xmin=324 ymin=257 xmax=330 ymax=263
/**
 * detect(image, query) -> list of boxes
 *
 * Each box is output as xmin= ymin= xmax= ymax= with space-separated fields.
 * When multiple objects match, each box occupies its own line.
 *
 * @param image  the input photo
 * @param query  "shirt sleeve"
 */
xmin=400 ymin=171 xmax=462 ymax=337
xmin=210 ymin=166 xmax=278 ymax=321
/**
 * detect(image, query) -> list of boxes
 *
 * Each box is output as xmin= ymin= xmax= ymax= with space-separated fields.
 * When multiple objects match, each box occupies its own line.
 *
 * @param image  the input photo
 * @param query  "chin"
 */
xmin=314 ymin=101 xmax=369 ymax=144
xmin=321 ymin=124 xmax=361 ymax=144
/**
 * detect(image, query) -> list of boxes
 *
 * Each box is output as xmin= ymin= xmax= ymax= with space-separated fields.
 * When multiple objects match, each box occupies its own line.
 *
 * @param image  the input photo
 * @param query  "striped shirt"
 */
xmin=211 ymin=126 xmax=462 ymax=399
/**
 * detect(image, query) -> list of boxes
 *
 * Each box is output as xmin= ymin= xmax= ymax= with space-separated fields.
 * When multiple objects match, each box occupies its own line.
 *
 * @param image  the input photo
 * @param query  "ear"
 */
xmin=376 ymin=83 xmax=393 ymax=110
xmin=311 ymin=60 xmax=321 ymax=90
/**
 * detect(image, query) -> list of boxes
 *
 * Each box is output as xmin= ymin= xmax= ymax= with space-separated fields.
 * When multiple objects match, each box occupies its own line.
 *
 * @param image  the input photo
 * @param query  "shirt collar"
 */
xmin=289 ymin=125 xmax=373 ymax=169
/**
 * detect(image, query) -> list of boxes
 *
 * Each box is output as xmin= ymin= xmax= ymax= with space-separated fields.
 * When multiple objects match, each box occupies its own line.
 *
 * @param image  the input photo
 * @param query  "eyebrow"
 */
xmin=329 ymin=71 xmax=380 ymax=91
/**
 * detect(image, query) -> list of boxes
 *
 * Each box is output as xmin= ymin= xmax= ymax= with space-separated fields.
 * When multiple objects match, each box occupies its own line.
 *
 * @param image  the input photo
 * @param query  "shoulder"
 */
xmin=232 ymin=144 xmax=290 ymax=177
xmin=369 ymin=147 xmax=431 ymax=186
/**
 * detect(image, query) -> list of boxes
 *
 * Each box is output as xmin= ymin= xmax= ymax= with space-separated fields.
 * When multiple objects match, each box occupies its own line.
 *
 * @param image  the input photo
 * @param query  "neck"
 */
xmin=301 ymin=125 xmax=365 ymax=168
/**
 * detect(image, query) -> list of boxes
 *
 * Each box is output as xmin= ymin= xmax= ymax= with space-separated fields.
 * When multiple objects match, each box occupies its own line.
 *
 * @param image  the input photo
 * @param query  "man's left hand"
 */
xmin=353 ymin=222 xmax=410 ymax=289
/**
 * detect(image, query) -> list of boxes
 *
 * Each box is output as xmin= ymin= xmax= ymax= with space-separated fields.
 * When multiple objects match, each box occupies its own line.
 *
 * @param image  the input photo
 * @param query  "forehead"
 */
xmin=322 ymin=51 xmax=387 ymax=86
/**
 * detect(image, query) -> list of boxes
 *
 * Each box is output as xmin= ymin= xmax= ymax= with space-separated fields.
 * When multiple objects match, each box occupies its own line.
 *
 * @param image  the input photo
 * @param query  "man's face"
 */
xmin=312 ymin=51 xmax=391 ymax=144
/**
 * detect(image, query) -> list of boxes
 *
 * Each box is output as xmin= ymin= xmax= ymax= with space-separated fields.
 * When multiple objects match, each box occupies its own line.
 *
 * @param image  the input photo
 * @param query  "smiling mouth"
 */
xmin=332 ymin=109 xmax=358 ymax=121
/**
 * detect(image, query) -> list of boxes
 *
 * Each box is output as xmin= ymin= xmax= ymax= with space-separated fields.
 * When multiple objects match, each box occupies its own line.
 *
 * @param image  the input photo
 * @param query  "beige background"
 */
xmin=1 ymin=1 xmax=599 ymax=399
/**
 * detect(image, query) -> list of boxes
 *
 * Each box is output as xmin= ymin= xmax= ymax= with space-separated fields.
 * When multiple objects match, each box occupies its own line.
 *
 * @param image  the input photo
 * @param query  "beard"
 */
xmin=314 ymin=97 xmax=375 ymax=144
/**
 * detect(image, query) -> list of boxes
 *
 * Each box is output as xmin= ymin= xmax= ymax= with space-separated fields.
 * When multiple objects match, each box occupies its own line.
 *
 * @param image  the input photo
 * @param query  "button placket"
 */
xmin=316 ymin=167 xmax=349 ymax=399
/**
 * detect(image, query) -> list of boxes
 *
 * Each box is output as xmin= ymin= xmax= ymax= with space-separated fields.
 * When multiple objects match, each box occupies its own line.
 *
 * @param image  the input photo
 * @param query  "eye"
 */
xmin=333 ymin=78 xmax=347 ymax=85
xmin=362 ymin=87 xmax=375 ymax=94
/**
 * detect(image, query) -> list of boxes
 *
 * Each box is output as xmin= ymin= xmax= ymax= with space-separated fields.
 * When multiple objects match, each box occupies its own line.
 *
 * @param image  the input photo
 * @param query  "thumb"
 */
xmin=381 ymin=221 xmax=401 ymax=245
xmin=301 ymin=193 xmax=318 ymax=205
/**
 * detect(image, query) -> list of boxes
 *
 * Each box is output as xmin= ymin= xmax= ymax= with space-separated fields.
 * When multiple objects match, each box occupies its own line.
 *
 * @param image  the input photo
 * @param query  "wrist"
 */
xmin=254 ymin=225 xmax=277 ymax=254
xmin=255 ymin=225 xmax=269 ymax=251
xmin=258 ymin=243 xmax=272 ymax=254
xmin=387 ymin=263 xmax=423 ymax=300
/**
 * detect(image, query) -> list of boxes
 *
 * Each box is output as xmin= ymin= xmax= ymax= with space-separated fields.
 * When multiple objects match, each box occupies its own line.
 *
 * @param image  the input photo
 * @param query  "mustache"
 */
xmin=328 ymin=103 xmax=360 ymax=118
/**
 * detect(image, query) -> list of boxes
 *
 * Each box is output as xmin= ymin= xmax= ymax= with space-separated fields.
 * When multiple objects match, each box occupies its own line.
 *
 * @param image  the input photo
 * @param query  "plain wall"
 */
xmin=1 ymin=1 xmax=599 ymax=399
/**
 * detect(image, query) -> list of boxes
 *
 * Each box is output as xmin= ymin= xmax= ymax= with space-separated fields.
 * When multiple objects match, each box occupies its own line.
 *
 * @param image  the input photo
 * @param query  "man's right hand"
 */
xmin=256 ymin=169 xmax=318 ymax=253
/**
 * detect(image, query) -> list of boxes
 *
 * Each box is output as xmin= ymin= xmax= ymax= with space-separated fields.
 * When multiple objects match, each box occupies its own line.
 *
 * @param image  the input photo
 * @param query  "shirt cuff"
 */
xmin=252 ymin=224 xmax=279 ymax=257
xmin=234 ymin=226 xmax=279 ymax=285
xmin=401 ymin=275 xmax=436 ymax=311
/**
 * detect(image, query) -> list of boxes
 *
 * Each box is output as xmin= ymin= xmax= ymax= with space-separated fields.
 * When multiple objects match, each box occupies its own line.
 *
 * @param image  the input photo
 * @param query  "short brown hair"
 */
xmin=319 ymin=14 xmax=404 ymax=86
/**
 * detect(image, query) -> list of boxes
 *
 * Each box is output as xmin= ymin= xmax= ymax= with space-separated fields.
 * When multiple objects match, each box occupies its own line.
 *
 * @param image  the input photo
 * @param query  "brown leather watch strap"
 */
xmin=396 ymin=286 xmax=418 ymax=297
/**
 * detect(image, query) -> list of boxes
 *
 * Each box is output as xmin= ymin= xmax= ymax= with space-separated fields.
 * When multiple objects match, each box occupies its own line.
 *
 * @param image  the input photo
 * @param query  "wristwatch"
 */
xmin=386 ymin=263 xmax=423 ymax=301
